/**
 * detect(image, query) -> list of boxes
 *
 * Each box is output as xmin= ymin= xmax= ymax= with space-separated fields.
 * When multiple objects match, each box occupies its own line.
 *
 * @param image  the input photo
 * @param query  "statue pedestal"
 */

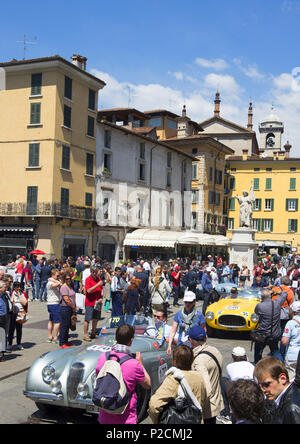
xmin=229 ymin=228 xmax=258 ymax=272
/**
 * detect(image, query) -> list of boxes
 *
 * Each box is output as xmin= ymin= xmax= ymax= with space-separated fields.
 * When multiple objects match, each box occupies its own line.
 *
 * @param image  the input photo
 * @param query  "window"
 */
xmin=28 ymin=143 xmax=40 ymax=167
xmin=192 ymin=190 xmax=199 ymax=203
xmin=253 ymin=178 xmax=260 ymax=190
xmin=208 ymin=191 xmax=220 ymax=206
xmin=192 ymin=164 xmax=197 ymax=180
xmin=215 ymin=170 xmax=223 ymax=185
xmin=253 ymin=199 xmax=262 ymax=211
xmin=266 ymin=168 xmax=272 ymax=172
xmin=209 ymin=167 xmax=213 ymax=182
xmin=103 ymin=152 xmax=112 ymax=173
xmin=87 ymin=116 xmax=95 ymax=137
xmin=63 ymin=105 xmax=72 ymax=128
xmin=31 ymin=73 xmax=42 ymax=96
xmin=252 ymin=219 xmax=261 ymax=231
xmin=86 ymin=153 xmax=94 ymax=176
xmin=262 ymin=218 xmax=273 ymax=232
xmin=30 ymin=103 xmax=41 ymax=124
xmin=229 ymin=177 xmax=236 ymax=190
xmin=167 ymin=119 xmax=177 ymax=129
xmin=61 ymin=188 xmax=69 ymax=217
xmin=254 ymin=168 xmax=260 ymax=172
xmin=227 ymin=218 xmax=234 ymax=230
xmin=139 ymin=162 xmax=146 ymax=181
xmin=62 ymin=145 xmax=70 ymax=170
xmin=288 ymin=219 xmax=298 ymax=232
xmin=290 ymin=178 xmax=296 ymax=190
xmin=192 ymin=212 xmax=198 ymax=230
xmin=286 ymin=199 xmax=298 ymax=211
xmin=265 ymin=198 xmax=274 ymax=211
xmin=192 ymin=148 xmax=198 ymax=155
xmin=229 ymin=197 xmax=235 ymax=210
xmin=167 ymin=171 xmax=172 ymax=188
xmin=167 ymin=152 xmax=172 ymax=168
xmin=215 ymin=193 xmax=221 ymax=206
xmin=148 ymin=117 xmax=162 ymax=127
xmin=26 ymin=186 xmax=38 ymax=215
xmin=140 ymin=143 xmax=145 ymax=160
xmin=290 ymin=168 xmax=296 ymax=172
xmin=265 ymin=178 xmax=272 ymax=190
xmin=85 ymin=193 xmax=93 ymax=207
xmin=104 ymin=130 xmax=111 ymax=148
xmin=88 ymin=89 xmax=96 ymax=110
xmin=64 ymin=76 xmax=72 ymax=100
xmin=103 ymin=197 xmax=109 ymax=220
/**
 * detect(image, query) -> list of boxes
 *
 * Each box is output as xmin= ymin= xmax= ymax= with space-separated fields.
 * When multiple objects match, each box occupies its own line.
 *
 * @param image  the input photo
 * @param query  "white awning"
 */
xmin=258 ymin=241 xmax=288 ymax=248
xmin=0 ymin=226 xmax=34 ymax=232
xmin=212 ymin=235 xmax=230 ymax=246
xmin=124 ymin=229 xmax=223 ymax=248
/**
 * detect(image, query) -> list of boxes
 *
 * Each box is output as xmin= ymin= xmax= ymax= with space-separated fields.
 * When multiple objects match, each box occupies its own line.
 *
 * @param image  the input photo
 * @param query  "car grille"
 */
xmin=218 ymin=315 xmax=246 ymax=328
xmin=67 ymin=362 xmax=85 ymax=401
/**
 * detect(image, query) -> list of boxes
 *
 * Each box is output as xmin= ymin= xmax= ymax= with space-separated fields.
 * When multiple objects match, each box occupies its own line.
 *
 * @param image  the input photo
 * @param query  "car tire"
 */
xmin=136 ymin=386 xmax=151 ymax=423
xmin=206 ymin=324 xmax=216 ymax=338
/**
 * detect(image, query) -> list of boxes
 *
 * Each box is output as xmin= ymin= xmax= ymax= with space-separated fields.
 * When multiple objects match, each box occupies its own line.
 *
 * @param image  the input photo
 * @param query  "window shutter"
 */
xmin=270 ymin=199 xmax=274 ymax=211
xmin=266 ymin=178 xmax=272 ymax=190
xmin=253 ymin=178 xmax=259 ymax=190
xmin=87 ymin=116 xmax=95 ymax=137
xmin=286 ymin=199 xmax=289 ymax=211
xmin=270 ymin=219 xmax=274 ymax=232
xmin=290 ymin=178 xmax=296 ymax=190
xmin=288 ymin=219 xmax=292 ymax=232
xmin=30 ymin=103 xmax=41 ymax=124
xmin=62 ymin=145 xmax=70 ymax=170
xmin=86 ymin=153 xmax=94 ymax=176
xmin=261 ymin=219 xmax=265 ymax=231
xmin=296 ymin=199 xmax=299 ymax=211
xmin=27 ymin=186 xmax=38 ymax=215
xmin=31 ymin=73 xmax=42 ymax=96
xmin=258 ymin=198 xmax=262 ymax=211
xmin=257 ymin=219 xmax=261 ymax=232
xmin=64 ymin=76 xmax=72 ymax=100
xmin=60 ymin=188 xmax=69 ymax=216
xmin=64 ymin=105 xmax=71 ymax=128
xmin=29 ymin=143 xmax=39 ymax=167
xmin=295 ymin=220 xmax=298 ymax=233
xmin=88 ymin=89 xmax=96 ymax=110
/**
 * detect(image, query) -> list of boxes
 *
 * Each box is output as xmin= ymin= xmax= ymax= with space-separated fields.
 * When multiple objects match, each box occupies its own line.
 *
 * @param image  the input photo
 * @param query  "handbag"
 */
xmin=104 ymin=299 xmax=111 ymax=312
xmin=70 ymin=314 xmax=77 ymax=331
xmin=160 ymin=374 xmax=202 ymax=425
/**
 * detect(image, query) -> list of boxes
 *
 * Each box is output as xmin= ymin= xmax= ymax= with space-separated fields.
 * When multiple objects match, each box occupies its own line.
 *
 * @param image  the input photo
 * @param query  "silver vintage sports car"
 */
xmin=24 ymin=315 xmax=172 ymax=422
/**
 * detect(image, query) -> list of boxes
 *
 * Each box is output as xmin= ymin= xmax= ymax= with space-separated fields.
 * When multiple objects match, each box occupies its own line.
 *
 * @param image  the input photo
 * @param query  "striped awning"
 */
xmin=0 ymin=226 xmax=34 ymax=232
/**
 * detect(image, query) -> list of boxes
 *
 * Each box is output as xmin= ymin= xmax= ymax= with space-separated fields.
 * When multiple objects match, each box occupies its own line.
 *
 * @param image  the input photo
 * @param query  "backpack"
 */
xmin=92 ymin=352 xmax=134 ymax=414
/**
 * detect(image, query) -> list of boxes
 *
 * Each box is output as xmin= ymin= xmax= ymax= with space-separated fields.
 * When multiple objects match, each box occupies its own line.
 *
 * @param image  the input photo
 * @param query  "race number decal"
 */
xmin=87 ymin=344 xmax=112 ymax=352
xmin=158 ymin=361 xmax=168 ymax=384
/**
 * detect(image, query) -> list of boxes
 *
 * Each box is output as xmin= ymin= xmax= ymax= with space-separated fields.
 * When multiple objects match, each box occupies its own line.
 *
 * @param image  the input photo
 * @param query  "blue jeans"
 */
xmin=111 ymin=292 xmax=123 ymax=317
xmin=39 ymin=281 xmax=48 ymax=301
xmin=59 ymin=306 xmax=72 ymax=346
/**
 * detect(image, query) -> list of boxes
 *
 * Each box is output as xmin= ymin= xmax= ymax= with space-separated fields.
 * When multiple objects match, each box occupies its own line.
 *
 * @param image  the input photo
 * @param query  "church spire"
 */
xmin=247 ymin=101 xmax=253 ymax=130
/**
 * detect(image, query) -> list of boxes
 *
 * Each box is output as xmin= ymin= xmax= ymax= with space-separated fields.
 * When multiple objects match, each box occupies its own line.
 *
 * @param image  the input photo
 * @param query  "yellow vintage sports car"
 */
xmin=205 ymin=288 xmax=261 ymax=335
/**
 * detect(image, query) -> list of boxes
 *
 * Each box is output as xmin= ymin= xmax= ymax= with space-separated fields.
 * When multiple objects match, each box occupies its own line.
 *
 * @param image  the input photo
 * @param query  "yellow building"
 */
xmin=0 ymin=54 xmax=105 ymax=259
xmin=226 ymin=147 xmax=300 ymax=252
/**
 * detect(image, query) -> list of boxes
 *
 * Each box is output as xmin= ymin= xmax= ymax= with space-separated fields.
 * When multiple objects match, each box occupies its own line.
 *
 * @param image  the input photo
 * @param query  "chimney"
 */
xmin=247 ymin=101 xmax=253 ymax=130
xmin=284 ymin=140 xmax=291 ymax=158
xmin=182 ymin=104 xmax=187 ymax=118
xmin=71 ymin=54 xmax=87 ymax=71
xmin=242 ymin=149 xmax=248 ymax=160
xmin=214 ymin=91 xmax=221 ymax=117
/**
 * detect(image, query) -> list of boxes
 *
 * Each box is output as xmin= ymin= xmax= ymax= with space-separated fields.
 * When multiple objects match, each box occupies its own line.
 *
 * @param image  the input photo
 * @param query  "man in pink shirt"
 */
xmin=95 ymin=324 xmax=151 ymax=424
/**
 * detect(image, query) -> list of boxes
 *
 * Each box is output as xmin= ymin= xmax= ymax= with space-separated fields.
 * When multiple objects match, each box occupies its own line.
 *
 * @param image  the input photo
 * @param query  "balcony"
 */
xmin=0 ymin=202 xmax=95 ymax=221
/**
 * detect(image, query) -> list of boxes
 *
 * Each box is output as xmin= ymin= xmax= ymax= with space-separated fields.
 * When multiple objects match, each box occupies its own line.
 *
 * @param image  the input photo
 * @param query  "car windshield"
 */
xmin=224 ymin=289 xmax=261 ymax=301
xmin=100 ymin=315 xmax=155 ymax=334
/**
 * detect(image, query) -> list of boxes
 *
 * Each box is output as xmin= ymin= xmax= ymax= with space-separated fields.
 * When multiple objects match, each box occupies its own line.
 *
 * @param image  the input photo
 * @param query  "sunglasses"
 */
xmin=154 ymin=315 xmax=163 ymax=319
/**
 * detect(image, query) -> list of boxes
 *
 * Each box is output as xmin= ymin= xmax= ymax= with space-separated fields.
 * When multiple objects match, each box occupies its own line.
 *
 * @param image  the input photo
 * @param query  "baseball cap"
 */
xmin=232 ymin=346 xmax=247 ymax=357
xmin=188 ymin=325 xmax=207 ymax=341
xmin=291 ymin=301 xmax=300 ymax=313
xmin=183 ymin=291 xmax=196 ymax=302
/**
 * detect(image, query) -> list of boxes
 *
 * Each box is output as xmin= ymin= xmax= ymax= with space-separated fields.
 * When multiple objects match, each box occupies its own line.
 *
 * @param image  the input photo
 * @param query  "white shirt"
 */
xmin=226 ymin=361 xmax=255 ymax=381
xmin=82 ymin=268 xmax=91 ymax=286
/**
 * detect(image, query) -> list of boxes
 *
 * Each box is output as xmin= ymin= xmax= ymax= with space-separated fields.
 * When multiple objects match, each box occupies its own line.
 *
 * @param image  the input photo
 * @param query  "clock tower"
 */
xmin=259 ymin=106 xmax=284 ymax=153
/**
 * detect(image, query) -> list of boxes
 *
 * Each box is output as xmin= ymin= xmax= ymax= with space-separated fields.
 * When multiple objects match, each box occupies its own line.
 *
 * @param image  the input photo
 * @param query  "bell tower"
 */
xmin=259 ymin=106 xmax=284 ymax=152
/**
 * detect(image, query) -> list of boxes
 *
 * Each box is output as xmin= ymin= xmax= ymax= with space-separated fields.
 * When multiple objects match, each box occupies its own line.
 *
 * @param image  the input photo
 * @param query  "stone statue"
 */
xmin=234 ymin=180 xmax=255 ymax=228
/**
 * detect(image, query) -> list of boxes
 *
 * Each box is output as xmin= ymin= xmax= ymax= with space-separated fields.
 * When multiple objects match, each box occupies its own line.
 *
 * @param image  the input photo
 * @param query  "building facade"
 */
xmin=95 ymin=111 xmax=195 ymax=264
xmin=0 ymin=55 xmax=105 ymax=259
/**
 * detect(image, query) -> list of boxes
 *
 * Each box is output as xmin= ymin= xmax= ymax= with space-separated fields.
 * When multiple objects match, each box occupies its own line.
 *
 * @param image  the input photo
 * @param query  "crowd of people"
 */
xmin=0 ymin=251 xmax=300 ymax=424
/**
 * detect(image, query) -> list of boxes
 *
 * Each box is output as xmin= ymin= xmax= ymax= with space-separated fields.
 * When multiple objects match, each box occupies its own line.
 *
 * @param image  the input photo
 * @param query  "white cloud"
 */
xmin=194 ymin=57 xmax=228 ymax=71
xmin=204 ymin=73 xmax=242 ymax=95
xmin=168 ymin=71 xmax=184 ymax=81
xmin=233 ymin=58 xmax=266 ymax=80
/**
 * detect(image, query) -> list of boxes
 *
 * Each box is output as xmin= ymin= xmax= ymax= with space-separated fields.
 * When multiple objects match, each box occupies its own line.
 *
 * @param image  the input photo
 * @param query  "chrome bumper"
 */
xmin=23 ymin=390 xmax=63 ymax=402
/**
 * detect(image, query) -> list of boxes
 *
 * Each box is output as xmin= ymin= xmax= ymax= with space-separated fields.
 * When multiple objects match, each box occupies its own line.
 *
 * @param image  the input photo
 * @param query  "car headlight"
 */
xmin=251 ymin=313 xmax=259 ymax=323
xmin=206 ymin=311 xmax=214 ymax=321
xmin=42 ymin=365 xmax=56 ymax=384
xmin=77 ymin=383 xmax=89 ymax=398
xmin=50 ymin=379 xmax=62 ymax=394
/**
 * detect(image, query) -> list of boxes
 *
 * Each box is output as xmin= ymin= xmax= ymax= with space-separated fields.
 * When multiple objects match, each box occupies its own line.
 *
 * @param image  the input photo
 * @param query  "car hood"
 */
xmin=208 ymin=297 xmax=258 ymax=313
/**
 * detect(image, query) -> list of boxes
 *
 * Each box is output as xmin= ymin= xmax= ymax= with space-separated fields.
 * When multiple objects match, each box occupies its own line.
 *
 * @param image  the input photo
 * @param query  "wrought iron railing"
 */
xmin=0 ymin=202 xmax=95 ymax=221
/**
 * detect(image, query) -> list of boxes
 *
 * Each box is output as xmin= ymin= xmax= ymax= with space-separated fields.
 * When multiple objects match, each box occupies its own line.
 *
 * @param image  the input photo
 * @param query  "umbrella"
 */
xmin=29 ymin=250 xmax=46 ymax=255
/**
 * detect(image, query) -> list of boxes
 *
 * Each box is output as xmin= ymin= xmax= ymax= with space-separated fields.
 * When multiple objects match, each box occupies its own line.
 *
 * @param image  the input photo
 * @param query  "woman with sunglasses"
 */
xmin=167 ymin=291 xmax=206 ymax=356
xmin=59 ymin=273 xmax=76 ymax=349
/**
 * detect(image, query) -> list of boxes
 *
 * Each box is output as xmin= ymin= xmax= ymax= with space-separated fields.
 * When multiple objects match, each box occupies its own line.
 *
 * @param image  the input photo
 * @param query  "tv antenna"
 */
xmin=17 ymin=35 xmax=37 ymax=60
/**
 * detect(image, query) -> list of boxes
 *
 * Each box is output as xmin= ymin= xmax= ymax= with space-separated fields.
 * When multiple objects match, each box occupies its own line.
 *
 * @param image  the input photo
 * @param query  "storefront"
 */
xmin=0 ymin=225 xmax=35 ymax=262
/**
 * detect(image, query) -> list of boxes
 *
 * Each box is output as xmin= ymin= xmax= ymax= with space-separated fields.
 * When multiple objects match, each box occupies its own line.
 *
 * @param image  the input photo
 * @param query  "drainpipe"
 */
xmin=149 ymin=144 xmax=158 ymax=228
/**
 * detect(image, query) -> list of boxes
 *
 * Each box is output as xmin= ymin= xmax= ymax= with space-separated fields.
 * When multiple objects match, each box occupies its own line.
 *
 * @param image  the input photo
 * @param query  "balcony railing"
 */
xmin=0 ymin=202 xmax=95 ymax=221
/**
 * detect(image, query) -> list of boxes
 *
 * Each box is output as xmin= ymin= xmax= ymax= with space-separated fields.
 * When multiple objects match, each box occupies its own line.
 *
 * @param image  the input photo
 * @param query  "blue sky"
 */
xmin=2 ymin=0 xmax=300 ymax=153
